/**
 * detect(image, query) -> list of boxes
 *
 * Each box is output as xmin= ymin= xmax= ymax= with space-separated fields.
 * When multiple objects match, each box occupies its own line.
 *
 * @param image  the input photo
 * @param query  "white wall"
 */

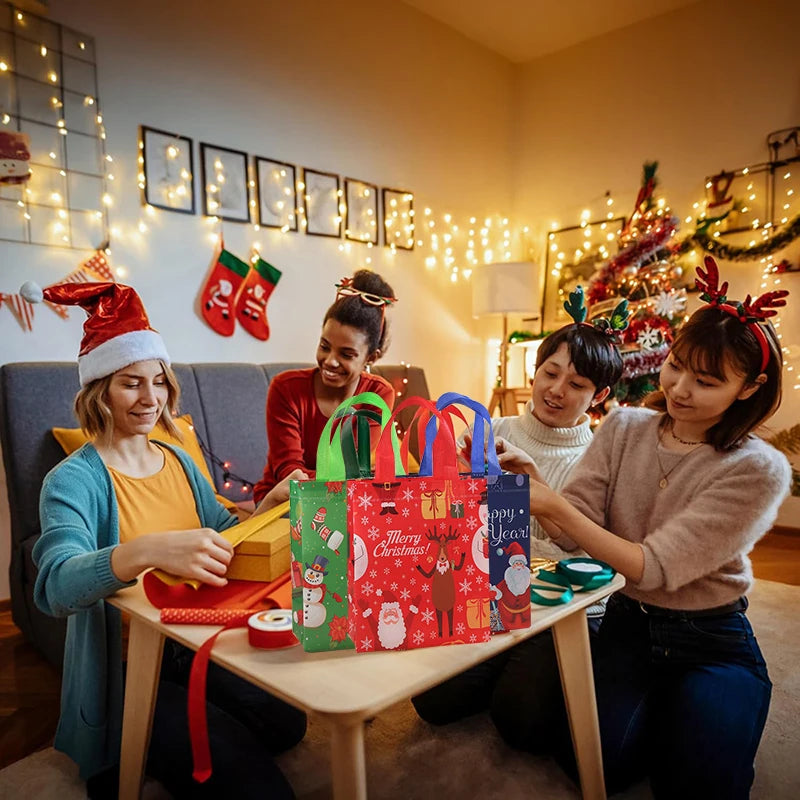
xmin=512 ymin=0 xmax=800 ymax=525
xmin=0 ymin=0 xmax=516 ymax=598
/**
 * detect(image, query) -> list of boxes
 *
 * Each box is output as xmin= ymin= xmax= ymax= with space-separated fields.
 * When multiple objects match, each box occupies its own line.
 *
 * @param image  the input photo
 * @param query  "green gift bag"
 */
xmin=289 ymin=392 xmax=402 ymax=652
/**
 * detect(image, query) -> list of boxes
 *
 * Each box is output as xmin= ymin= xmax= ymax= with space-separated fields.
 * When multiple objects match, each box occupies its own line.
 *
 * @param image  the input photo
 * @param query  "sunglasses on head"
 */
xmin=335 ymin=279 xmax=397 ymax=307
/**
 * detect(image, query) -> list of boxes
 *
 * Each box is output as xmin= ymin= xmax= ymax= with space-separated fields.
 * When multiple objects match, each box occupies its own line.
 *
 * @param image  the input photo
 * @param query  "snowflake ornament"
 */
xmin=636 ymin=324 xmax=663 ymax=350
xmin=654 ymin=289 xmax=686 ymax=319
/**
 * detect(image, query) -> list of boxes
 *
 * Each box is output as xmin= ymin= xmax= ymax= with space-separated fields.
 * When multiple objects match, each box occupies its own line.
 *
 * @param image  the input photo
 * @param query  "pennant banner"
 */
xmin=1 ymin=249 xmax=116 ymax=331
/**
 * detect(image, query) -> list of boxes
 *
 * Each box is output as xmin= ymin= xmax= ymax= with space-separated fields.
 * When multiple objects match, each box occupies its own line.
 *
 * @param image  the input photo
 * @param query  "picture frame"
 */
xmin=344 ymin=177 xmax=378 ymax=244
xmin=541 ymin=217 xmax=626 ymax=331
xmin=200 ymin=142 xmax=250 ymax=222
xmin=704 ymin=165 xmax=770 ymax=236
xmin=255 ymin=156 xmax=297 ymax=230
xmin=382 ymin=188 xmax=414 ymax=250
xmin=303 ymin=168 xmax=341 ymax=238
xmin=140 ymin=126 xmax=195 ymax=214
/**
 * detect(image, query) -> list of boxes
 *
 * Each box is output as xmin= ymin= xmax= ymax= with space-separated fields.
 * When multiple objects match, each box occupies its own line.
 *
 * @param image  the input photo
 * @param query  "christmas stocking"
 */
xmin=235 ymin=256 xmax=282 ymax=341
xmin=200 ymin=249 xmax=250 ymax=337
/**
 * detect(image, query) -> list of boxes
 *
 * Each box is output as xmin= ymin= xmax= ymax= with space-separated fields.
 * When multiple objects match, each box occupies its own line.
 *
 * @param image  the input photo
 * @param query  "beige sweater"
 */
xmin=561 ymin=406 xmax=792 ymax=610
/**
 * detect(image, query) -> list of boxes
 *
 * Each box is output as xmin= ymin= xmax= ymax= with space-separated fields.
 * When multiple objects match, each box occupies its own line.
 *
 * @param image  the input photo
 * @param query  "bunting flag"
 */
xmin=1 ymin=249 xmax=116 ymax=331
xmin=0 ymin=292 xmax=34 ymax=331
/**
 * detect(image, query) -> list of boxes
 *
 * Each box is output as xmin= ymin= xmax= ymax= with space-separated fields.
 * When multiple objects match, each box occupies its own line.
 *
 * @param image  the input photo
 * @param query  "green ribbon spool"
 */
xmin=530 ymin=557 xmax=616 ymax=607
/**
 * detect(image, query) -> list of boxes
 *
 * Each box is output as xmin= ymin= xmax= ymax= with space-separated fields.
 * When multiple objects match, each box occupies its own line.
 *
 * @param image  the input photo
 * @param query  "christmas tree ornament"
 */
xmin=235 ymin=256 xmax=281 ymax=341
xmin=200 ymin=248 xmax=250 ymax=337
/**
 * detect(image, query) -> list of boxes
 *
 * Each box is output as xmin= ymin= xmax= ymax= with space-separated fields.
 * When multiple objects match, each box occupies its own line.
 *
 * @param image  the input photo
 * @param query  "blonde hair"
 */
xmin=73 ymin=360 xmax=182 ymax=445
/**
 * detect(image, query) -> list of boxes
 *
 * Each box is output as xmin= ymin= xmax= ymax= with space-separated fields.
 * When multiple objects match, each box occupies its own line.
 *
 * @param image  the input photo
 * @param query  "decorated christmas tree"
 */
xmin=587 ymin=162 xmax=688 ymax=407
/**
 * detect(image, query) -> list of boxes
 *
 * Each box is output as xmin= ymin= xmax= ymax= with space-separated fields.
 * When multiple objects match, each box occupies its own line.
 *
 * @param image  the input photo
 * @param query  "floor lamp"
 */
xmin=472 ymin=261 xmax=539 ymax=416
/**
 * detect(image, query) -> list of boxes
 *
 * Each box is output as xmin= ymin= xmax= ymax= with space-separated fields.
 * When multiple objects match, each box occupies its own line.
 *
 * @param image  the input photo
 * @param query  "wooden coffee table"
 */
xmin=109 ymin=573 xmax=624 ymax=799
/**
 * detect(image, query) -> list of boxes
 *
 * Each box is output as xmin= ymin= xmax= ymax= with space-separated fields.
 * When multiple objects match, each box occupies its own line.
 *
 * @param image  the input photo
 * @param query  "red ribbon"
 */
xmin=179 ymin=573 xmax=293 ymax=783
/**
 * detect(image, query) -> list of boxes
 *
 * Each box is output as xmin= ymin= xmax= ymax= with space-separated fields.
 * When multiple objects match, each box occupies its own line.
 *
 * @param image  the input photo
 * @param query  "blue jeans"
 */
xmin=87 ymin=640 xmax=307 ymax=799
xmin=554 ymin=594 xmax=772 ymax=799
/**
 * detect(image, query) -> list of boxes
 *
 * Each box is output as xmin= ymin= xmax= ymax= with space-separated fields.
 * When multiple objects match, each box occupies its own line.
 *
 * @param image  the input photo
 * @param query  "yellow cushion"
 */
xmin=52 ymin=414 xmax=238 ymax=514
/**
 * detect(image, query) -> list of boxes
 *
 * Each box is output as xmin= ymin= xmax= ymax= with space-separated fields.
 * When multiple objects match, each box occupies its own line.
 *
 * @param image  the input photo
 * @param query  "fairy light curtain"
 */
xmin=0 ymin=2 xmax=111 ymax=250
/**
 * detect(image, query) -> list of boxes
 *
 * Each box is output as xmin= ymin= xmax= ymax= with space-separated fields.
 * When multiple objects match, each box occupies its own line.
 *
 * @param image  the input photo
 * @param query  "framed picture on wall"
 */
xmin=541 ymin=217 xmax=626 ymax=331
xmin=255 ymin=157 xmax=297 ymax=230
xmin=200 ymin=142 xmax=250 ymax=222
xmin=303 ymin=168 xmax=341 ymax=238
xmin=344 ymin=178 xmax=378 ymax=244
xmin=140 ymin=126 xmax=195 ymax=214
xmin=382 ymin=188 xmax=414 ymax=250
xmin=704 ymin=165 xmax=770 ymax=235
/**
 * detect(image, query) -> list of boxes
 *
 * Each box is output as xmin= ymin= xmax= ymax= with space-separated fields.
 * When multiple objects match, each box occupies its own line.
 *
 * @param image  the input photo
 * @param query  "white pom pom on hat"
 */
xmin=19 ymin=280 xmax=43 ymax=304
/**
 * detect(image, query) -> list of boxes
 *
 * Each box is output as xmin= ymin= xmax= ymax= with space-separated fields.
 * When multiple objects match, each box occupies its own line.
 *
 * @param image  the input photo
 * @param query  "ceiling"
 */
xmin=402 ymin=0 xmax=700 ymax=63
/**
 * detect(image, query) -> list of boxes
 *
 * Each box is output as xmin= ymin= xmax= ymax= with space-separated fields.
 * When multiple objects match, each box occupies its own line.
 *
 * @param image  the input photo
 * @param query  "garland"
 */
xmin=667 ymin=212 xmax=800 ymax=262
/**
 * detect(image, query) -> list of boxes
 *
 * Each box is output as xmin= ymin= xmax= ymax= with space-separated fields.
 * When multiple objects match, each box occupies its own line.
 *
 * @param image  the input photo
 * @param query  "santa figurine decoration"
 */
xmin=0 ymin=131 xmax=31 ymax=185
xmin=491 ymin=541 xmax=530 ymax=632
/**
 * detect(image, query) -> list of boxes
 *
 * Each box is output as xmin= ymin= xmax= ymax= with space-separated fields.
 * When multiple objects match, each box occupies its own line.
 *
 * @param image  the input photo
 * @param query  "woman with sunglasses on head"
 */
xmin=253 ymin=270 xmax=397 ymax=505
xmin=495 ymin=257 xmax=791 ymax=799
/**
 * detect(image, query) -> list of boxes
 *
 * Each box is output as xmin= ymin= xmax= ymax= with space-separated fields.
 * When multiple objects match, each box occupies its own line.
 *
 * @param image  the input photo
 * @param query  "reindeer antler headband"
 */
xmin=563 ymin=285 xmax=630 ymax=344
xmin=695 ymin=255 xmax=788 ymax=372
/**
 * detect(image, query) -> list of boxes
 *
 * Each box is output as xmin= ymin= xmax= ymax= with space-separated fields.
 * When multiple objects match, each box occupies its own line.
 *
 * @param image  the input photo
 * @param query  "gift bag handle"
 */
xmin=375 ymin=396 xmax=458 ymax=482
xmin=398 ymin=403 xmax=468 ymax=471
xmin=420 ymin=392 xmax=501 ymax=476
xmin=339 ymin=408 xmax=383 ymax=478
xmin=316 ymin=392 xmax=403 ymax=481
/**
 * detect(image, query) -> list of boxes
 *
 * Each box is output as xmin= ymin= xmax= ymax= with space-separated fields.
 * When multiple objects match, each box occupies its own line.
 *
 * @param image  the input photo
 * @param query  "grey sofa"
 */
xmin=0 ymin=361 xmax=429 ymax=666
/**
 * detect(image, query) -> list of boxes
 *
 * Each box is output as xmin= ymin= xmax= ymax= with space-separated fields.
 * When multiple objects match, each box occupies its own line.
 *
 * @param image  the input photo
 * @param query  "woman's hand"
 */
xmin=111 ymin=528 xmax=234 ymax=586
xmin=253 ymin=468 xmax=308 ymax=515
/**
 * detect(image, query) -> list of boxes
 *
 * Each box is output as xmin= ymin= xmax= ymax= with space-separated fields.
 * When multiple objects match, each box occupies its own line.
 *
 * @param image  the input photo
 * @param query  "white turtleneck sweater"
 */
xmin=460 ymin=400 xmax=595 ymax=561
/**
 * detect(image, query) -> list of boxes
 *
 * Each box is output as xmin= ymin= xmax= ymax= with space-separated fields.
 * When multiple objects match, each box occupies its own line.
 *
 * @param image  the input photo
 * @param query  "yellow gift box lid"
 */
xmin=235 ymin=517 xmax=290 ymax=556
xmin=151 ymin=501 xmax=291 ymax=588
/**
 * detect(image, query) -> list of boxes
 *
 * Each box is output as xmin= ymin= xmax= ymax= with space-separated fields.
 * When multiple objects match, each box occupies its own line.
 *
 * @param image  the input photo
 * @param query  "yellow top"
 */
xmin=108 ymin=444 xmax=201 ymax=542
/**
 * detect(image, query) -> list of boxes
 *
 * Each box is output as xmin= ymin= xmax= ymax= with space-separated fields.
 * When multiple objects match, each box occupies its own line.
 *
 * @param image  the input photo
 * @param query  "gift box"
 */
xmin=420 ymin=487 xmax=446 ymax=519
xmin=465 ymin=597 xmax=490 ymax=629
xmin=226 ymin=517 xmax=291 ymax=582
xmin=450 ymin=500 xmax=465 ymax=518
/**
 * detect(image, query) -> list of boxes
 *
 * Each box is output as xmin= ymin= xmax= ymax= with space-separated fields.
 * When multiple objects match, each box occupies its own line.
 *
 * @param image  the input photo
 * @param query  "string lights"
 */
xmin=0 ymin=8 xmax=111 ymax=251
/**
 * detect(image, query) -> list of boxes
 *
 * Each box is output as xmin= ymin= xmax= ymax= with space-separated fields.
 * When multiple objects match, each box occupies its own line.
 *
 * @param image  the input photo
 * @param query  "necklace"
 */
xmin=669 ymin=427 xmax=707 ymax=446
xmin=655 ymin=435 xmax=704 ymax=489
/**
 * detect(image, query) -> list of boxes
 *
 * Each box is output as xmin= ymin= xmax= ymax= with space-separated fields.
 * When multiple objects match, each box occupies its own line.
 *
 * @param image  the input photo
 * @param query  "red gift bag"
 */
xmin=347 ymin=397 xmax=491 ymax=652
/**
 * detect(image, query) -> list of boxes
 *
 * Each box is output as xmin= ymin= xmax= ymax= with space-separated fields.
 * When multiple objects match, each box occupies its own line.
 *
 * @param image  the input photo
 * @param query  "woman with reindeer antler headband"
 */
xmin=252 ymin=269 xmax=397 ymax=505
xmin=494 ymin=256 xmax=791 ymax=798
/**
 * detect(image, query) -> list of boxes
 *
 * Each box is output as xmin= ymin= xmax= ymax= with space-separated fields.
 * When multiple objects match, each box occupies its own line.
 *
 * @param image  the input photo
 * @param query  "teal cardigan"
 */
xmin=33 ymin=442 xmax=237 ymax=779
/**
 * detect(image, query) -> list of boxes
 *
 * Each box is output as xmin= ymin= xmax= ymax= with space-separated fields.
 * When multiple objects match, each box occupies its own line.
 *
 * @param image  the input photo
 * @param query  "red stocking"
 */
xmin=235 ymin=257 xmax=282 ymax=341
xmin=200 ymin=249 xmax=250 ymax=337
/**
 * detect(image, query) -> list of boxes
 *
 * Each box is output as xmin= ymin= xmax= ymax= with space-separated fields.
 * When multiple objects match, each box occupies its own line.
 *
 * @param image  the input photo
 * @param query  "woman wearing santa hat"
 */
xmin=25 ymin=281 xmax=305 ymax=799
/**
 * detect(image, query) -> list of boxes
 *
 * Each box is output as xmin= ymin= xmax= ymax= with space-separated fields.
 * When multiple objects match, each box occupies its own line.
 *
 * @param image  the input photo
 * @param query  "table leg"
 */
xmin=328 ymin=718 xmax=367 ymax=800
xmin=552 ymin=610 xmax=606 ymax=800
xmin=119 ymin=618 xmax=165 ymax=800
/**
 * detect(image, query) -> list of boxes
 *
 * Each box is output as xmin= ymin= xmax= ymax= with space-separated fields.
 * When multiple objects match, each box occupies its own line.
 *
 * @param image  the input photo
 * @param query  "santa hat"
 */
xmin=20 ymin=281 xmax=169 ymax=386
xmin=376 ymin=588 xmax=398 ymax=605
xmin=0 ymin=131 xmax=30 ymax=161
xmin=504 ymin=541 xmax=527 ymax=565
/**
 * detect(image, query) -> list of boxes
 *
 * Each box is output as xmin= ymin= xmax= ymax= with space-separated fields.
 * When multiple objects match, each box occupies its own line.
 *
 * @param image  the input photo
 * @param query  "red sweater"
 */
xmin=253 ymin=368 xmax=395 ymax=503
